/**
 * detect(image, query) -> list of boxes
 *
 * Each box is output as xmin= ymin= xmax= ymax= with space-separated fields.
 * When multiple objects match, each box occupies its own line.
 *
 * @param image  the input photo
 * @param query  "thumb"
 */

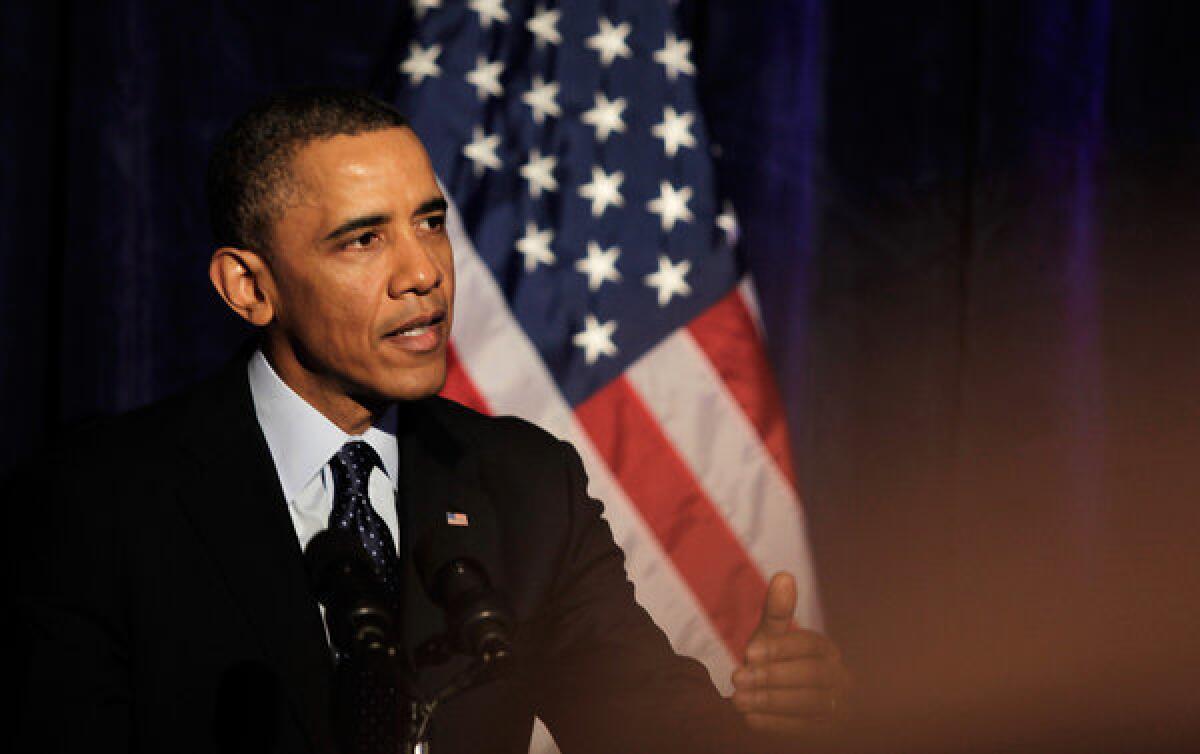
xmin=756 ymin=571 xmax=797 ymax=638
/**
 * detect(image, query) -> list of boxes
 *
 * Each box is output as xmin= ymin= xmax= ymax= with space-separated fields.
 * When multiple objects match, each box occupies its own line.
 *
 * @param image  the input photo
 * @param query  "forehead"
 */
xmin=287 ymin=127 xmax=440 ymax=211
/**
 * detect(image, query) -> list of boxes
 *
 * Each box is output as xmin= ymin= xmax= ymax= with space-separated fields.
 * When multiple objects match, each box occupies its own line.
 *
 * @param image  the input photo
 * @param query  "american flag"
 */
xmin=393 ymin=1 xmax=819 ymax=747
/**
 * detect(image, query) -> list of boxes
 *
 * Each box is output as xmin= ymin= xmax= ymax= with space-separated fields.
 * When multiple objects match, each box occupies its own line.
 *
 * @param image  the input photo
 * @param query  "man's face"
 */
xmin=259 ymin=127 xmax=454 ymax=415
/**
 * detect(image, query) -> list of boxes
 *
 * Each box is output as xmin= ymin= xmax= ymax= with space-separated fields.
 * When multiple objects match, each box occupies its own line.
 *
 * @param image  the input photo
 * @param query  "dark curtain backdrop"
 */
xmin=3 ymin=2 xmax=1198 ymax=751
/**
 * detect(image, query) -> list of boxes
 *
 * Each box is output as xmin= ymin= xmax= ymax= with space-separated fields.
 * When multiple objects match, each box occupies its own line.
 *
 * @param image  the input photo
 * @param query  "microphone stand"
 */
xmin=330 ymin=632 xmax=507 ymax=753
xmin=401 ymin=643 xmax=511 ymax=753
xmin=311 ymin=529 xmax=512 ymax=753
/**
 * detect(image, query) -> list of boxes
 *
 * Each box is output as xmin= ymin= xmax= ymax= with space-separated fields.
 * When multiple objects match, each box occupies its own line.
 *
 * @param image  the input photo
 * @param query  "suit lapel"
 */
xmin=397 ymin=401 xmax=504 ymax=698
xmin=173 ymin=361 xmax=336 ymax=753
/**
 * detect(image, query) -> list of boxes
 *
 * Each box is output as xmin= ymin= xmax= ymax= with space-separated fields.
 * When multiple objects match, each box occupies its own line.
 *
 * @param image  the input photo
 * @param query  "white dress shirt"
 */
xmin=247 ymin=349 xmax=401 ymax=555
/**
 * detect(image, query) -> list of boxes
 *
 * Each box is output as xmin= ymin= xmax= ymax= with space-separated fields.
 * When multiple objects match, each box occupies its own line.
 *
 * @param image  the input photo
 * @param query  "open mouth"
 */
xmin=383 ymin=310 xmax=447 ymax=352
xmin=393 ymin=323 xmax=435 ymax=337
xmin=387 ymin=310 xmax=445 ymax=336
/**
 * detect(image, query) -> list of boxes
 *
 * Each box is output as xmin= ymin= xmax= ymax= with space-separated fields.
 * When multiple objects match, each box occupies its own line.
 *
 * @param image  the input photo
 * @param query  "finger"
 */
xmin=745 ymin=629 xmax=832 ymax=664
xmin=756 ymin=571 xmax=798 ymax=638
xmin=732 ymin=658 xmax=836 ymax=690
xmin=732 ymin=687 xmax=833 ymax=717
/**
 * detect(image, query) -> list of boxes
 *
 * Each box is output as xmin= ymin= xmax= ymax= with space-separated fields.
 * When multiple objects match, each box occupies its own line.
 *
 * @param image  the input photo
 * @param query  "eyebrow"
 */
xmin=414 ymin=197 xmax=448 ymax=217
xmin=323 ymin=213 xmax=392 ymax=242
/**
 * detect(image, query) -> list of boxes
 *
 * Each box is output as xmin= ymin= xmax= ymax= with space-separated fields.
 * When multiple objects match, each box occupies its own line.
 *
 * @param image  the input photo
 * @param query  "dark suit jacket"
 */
xmin=16 ymin=357 xmax=755 ymax=753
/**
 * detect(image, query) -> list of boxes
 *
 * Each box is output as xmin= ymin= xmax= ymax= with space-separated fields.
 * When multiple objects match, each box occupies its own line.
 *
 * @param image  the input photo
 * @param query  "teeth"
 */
xmin=397 ymin=325 xmax=430 ymax=337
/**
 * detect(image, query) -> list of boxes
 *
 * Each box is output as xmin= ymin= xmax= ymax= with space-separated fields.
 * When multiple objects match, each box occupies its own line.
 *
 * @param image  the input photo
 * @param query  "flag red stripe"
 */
xmin=440 ymin=343 xmax=493 ymax=415
xmin=576 ymin=376 xmax=767 ymax=657
xmin=688 ymin=291 xmax=798 ymax=488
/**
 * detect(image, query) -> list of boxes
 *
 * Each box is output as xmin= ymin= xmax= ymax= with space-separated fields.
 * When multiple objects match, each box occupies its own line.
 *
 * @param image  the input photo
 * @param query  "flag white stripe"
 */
xmin=737 ymin=277 xmax=766 ymax=338
xmin=445 ymin=198 xmax=738 ymax=686
xmin=625 ymin=331 xmax=823 ymax=630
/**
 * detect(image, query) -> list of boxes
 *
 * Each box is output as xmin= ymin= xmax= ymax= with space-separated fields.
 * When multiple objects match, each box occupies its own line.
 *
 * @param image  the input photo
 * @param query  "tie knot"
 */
xmin=330 ymin=440 xmax=382 ymax=493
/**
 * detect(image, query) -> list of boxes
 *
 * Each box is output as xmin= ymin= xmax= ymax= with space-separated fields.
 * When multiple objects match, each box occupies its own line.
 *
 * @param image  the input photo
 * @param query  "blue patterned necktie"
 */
xmin=327 ymin=441 xmax=405 ymax=754
xmin=327 ymin=440 xmax=402 ymax=602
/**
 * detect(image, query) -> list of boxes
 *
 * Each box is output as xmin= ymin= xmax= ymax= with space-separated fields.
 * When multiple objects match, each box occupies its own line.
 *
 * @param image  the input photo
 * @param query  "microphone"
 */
xmin=304 ymin=528 xmax=399 ymax=659
xmin=414 ymin=523 xmax=514 ymax=664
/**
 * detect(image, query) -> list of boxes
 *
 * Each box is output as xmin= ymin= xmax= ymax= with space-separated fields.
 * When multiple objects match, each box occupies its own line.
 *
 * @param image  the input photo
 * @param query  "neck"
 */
xmin=262 ymin=343 xmax=382 ymax=436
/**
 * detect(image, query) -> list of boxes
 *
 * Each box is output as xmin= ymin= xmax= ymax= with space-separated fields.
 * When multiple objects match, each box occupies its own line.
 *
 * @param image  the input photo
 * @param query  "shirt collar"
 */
xmin=247 ymin=349 xmax=399 ymax=503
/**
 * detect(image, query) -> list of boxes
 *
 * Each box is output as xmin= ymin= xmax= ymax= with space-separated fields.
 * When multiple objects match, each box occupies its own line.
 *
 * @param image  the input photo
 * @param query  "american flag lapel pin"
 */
xmin=446 ymin=511 xmax=470 ymax=527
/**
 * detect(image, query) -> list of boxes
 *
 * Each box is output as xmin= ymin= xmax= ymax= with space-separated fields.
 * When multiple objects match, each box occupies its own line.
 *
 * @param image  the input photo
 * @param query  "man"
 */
xmin=20 ymin=90 xmax=850 ymax=753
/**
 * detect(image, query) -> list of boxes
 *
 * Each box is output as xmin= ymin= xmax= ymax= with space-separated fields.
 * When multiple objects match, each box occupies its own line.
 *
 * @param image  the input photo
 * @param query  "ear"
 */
xmin=208 ymin=246 xmax=275 ymax=327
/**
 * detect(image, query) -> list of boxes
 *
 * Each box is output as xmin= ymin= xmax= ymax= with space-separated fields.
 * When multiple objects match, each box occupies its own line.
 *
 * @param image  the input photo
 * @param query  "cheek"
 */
xmin=438 ymin=245 xmax=456 ymax=298
xmin=288 ymin=271 xmax=376 ymax=348
xmin=329 ymin=290 xmax=383 ymax=351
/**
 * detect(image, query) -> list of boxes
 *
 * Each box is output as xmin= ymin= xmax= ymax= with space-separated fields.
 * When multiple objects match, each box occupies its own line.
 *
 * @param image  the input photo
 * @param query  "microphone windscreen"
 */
xmin=413 ymin=515 xmax=487 ymax=595
xmin=305 ymin=528 xmax=378 ymax=606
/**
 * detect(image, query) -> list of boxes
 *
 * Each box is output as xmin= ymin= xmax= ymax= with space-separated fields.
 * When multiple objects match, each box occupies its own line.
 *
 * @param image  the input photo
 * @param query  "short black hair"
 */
xmin=206 ymin=88 xmax=408 ymax=252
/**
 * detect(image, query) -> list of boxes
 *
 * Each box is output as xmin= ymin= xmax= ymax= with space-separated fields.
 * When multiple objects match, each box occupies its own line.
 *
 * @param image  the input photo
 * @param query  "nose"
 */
xmin=388 ymin=236 xmax=443 ymax=298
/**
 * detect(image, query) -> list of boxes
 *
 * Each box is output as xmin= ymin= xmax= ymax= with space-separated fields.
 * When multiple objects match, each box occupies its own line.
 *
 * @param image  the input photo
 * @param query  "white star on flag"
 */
xmin=462 ymin=126 xmax=502 ymax=175
xmin=578 ymin=165 xmax=625 ymax=218
xmin=572 ymin=314 xmax=618 ymax=364
xmin=575 ymin=241 xmax=623 ymax=291
xmin=581 ymin=92 xmax=627 ymax=142
xmin=411 ymin=0 xmax=441 ymax=19
xmin=515 ymin=221 xmax=556 ymax=272
xmin=526 ymin=6 xmax=562 ymax=47
xmin=644 ymin=255 xmax=693 ymax=307
xmin=399 ymin=42 xmax=442 ymax=86
xmin=465 ymin=56 xmax=505 ymax=100
xmin=716 ymin=201 xmax=740 ymax=245
xmin=468 ymin=0 xmax=509 ymax=27
xmin=654 ymin=32 xmax=696 ymax=81
xmin=521 ymin=75 xmax=561 ymax=124
xmin=519 ymin=149 xmax=558 ymax=198
xmin=652 ymin=106 xmax=697 ymax=157
xmin=586 ymin=17 xmax=633 ymax=66
xmin=646 ymin=181 xmax=694 ymax=231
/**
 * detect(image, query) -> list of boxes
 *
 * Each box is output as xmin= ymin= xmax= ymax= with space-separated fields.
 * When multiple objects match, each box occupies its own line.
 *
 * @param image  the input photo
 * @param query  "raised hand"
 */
xmin=731 ymin=572 xmax=852 ymax=734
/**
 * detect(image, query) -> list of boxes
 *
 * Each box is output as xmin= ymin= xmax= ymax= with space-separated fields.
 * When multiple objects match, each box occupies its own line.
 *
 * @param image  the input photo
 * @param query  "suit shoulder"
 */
xmin=53 ymin=362 xmax=246 ymax=471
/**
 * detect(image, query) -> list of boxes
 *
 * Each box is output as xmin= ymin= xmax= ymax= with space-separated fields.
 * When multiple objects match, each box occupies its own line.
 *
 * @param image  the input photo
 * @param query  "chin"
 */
xmin=375 ymin=362 xmax=447 ymax=403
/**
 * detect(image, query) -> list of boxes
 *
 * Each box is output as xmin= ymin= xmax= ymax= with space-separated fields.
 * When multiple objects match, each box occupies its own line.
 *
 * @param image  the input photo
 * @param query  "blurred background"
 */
xmin=3 ymin=1 xmax=1199 ymax=751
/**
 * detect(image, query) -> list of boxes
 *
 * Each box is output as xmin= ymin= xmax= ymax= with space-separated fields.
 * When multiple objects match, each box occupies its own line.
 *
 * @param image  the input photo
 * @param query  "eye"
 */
xmin=343 ymin=230 xmax=382 ymax=250
xmin=417 ymin=214 xmax=447 ymax=234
